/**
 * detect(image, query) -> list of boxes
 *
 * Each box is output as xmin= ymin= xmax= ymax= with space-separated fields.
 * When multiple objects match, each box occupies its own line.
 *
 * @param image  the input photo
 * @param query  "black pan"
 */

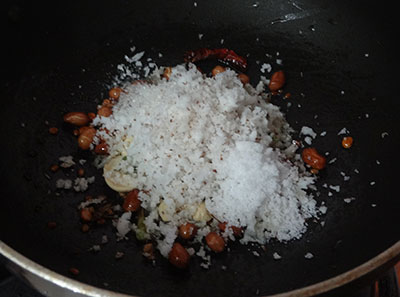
xmin=1 ymin=0 xmax=399 ymax=296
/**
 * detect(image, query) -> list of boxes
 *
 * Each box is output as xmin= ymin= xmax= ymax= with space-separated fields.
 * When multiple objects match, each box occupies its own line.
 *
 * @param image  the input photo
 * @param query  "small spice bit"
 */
xmin=96 ymin=218 xmax=106 ymax=225
xmin=143 ymin=243 xmax=155 ymax=260
xmin=342 ymin=136 xmax=353 ymax=149
xmin=77 ymin=168 xmax=85 ymax=177
xmin=301 ymin=147 xmax=326 ymax=170
xmin=268 ymin=70 xmax=285 ymax=92
xmin=50 ymin=164 xmax=59 ymax=172
xmin=163 ymin=67 xmax=172 ymax=80
xmin=87 ymin=112 xmax=96 ymax=120
xmin=179 ymin=223 xmax=198 ymax=240
xmin=283 ymin=92 xmax=291 ymax=99
xmin=47 ymin=221 xmax=57 ymax=229
xmin=168 ymin=242 xmax=190 ymax=269
xmin=123 ymin=189 xmax=141 ymax=212
xmin=69 ymin=267 xmax=80 ymax=275
xmin=115 ymin=251 xmax=124 ymax=259
xmin=109 ymin=87 xmax=122 ymax=100
xmin=63 ymin=112 xmax=90 ymax=127
xmin=48 ymin=127 xmax=58 ymax=135
xmin=81 ymin=224 xmax=90 ymax=232
xmin=205 ymin=232 xmax=225 ymax=253
xmin=84 ymin=195 xmax=93 ymax=201
xmin=73 ymin=129 xmax=80 ymax=136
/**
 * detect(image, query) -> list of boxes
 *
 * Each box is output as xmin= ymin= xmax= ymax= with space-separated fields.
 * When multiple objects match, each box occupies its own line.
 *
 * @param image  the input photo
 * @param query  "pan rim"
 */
xmin=0 ymin=240 xmax=399 ymax=297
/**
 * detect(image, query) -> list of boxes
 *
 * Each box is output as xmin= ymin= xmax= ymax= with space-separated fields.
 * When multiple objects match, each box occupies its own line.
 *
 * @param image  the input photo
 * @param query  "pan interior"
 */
xmin=1 ymin=0 xmax=400 ymax=296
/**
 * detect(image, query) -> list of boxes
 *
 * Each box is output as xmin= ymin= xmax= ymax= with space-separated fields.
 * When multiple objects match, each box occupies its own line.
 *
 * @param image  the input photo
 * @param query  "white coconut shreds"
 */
xmin=93 ymin=64 xmax=319 ymax=257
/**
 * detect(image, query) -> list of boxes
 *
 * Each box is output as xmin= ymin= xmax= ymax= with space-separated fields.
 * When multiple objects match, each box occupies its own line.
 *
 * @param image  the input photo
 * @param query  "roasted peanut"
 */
xmin=342 ymin=136 xmax=353 ymax=149
xmin=94 ymin=142 xmax=108 ymax=155
xmin=168 ymin=242 xmax=190 ymax=269
xmin=179 ymin=223 xmax=197 ymax=240
xmin=218 ymin=222 xmax=243 ymax=237
xmin=212 ymin=65 xmax=226 ymax=76
xmin=77 ymin=127 xmax=96 ymax=150
xmin=238 ymin=73 xmax=250 ymax=85
xmin=109 ymin=87 xmax=122 ymax=100
xmin=205 ymin=232 xmax=225 ymax=252
xmin=268 ymin=70 xmax=285 ymax=92
xmin=302 ymin=147 xmax=326 ymax=170
xmin=97 ymin=106 xmax=112 ymax=117
xmin=123 ymin=189 xmax=141 ymax=212
xmin=63 ymin=112 xmax=90 ymax=126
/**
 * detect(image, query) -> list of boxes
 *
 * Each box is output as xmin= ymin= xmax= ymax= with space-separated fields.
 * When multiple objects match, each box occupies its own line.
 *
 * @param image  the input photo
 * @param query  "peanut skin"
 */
xmin=63 ymin=112 xmax=90 ymax=126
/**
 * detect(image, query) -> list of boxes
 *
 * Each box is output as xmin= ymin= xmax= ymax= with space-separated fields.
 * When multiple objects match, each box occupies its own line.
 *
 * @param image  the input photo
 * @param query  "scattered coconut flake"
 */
xmin=115 ymin=251 xmax=124 ymax=259
xmin=320 ymin=131 xmax=327 ymax=136
xmin=78 ymin=159 xmax=87 ymax=165
xmin=78 ymin=196 xmax=105 ymax=209
xmin=89 ymin=245 xmax=101 ymax=253
xmin=73 ymin=176 xmax=95 ymax=192
xmin=329 ymin=185 xmax=340 ymax=192
xmin=252 ymin=251 xmax=260 ymax=257
xmin=260 ymin=63 xmax=272 ymax=73
xmin=304 ymin=136 xmax=313 ymax=145
xmin=272 ymin=252 xmax=282 ymax=260
xmin=101 ymin=235 xmax=109 ymax=244
xmin=55 ymin=179 xmax=72 ymax=190
xmin=370 ymin=181 xmax=376 ymax=186
xmin=337 ymin=127 xmax=349 ymax=135
xmin=304 ymin=252 xmax=314 ymax=259
xmin=124 ymin=51 xmax=145 ymax=63
xmin=300 ymin=126 xmax=317 ymax=138
xmin=381 ymin=132 xmax=389 ymax=138
xmin=116 ymin=212 xmax=132 ymax=238
xmin=328 ymin=157 xmax=337 ymax=164
xmin=59 ymin=156 xmax=75 ymax=168
xmin=343 ymin=197 xmax=356 ymax=203
xmin=200 ymin=262 xmax=211 ymax=269
xmin=319 ymin=205 xmax=327 ymax=214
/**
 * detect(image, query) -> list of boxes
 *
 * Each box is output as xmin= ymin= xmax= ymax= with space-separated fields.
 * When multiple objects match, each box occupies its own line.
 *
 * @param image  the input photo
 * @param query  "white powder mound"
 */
xmin=93 ymin=64 xmax=318 ymax=255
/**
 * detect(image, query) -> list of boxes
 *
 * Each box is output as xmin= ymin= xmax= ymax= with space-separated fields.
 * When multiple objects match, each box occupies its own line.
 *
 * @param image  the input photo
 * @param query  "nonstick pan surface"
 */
xmin=1 ymin=0 xmax=400 ymax=296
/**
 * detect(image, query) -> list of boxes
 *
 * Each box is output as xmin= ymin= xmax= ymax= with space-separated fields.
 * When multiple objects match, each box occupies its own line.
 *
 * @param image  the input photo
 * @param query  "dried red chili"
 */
xmin=184 ymin=48 xmax=248 ymax=71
